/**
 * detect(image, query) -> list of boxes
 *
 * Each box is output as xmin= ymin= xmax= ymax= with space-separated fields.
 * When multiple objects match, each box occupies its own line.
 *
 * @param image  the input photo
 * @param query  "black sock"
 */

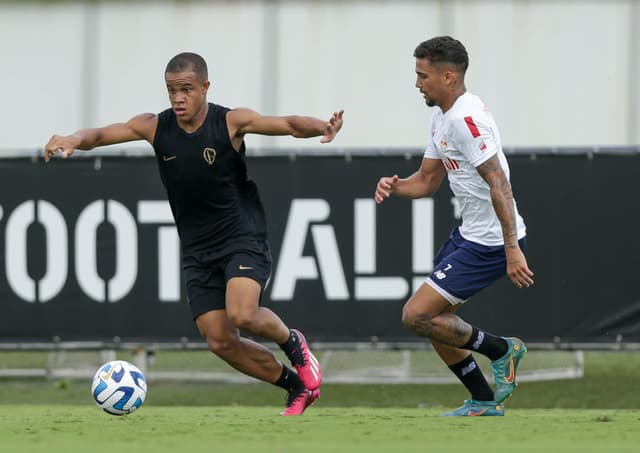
xmin=448 ymin=354 xmax=494 ymax=402
xmin=279 ymin=330 xmax=303 ymax=366
xmin=462 ymin=327 xmax=508 ymax=361
xmin=273 ymin=365 xmax=305 ymax=393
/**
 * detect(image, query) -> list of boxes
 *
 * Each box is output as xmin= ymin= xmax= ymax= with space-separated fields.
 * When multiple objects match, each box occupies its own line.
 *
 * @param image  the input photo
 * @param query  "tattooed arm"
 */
xmin=476 ymin=155 xmax=534 ymax=288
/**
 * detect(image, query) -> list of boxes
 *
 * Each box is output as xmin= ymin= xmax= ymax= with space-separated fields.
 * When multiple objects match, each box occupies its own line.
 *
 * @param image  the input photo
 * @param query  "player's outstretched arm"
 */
xmin=44 ymin=113 xmax=158 ymax=162
xmin=226 ymin=108 xmax=344 ymax=147
xmin=476 ymin=155 xmax=534 ymax=288
xmin=375 ymin=158 xmax=446 ymax=204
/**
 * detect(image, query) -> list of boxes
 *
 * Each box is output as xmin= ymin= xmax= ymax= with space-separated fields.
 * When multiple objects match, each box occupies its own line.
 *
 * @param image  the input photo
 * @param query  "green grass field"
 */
xmin=1 ymin=351 xmax=639 ymax=452
xmin=1 ymin=406 xmax=638 ymax=453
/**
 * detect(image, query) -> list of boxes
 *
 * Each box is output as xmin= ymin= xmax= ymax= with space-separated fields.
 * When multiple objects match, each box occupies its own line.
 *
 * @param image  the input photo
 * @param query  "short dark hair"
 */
xmin=165 ymin=52 xmax=208 ymax=81
xmin=413 ymin=36 xmax=469 ymax=74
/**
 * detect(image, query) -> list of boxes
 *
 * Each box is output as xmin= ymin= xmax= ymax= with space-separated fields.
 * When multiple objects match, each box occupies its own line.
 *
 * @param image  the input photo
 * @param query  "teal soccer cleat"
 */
xmin=441 ymin=399 xmax=505 ymax=417
xmin=491 ymin=337 xmax=527 ymax=402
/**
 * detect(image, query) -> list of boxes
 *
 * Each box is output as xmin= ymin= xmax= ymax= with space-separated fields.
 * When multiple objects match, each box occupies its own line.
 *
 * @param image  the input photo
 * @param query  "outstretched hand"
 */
xmin=320 ymin=110 xmax=344 ymax=143
xmin=374 ymin=175 xmax=399 ymax=204
xmin=44 ymin=134 xmax=79 ymax=162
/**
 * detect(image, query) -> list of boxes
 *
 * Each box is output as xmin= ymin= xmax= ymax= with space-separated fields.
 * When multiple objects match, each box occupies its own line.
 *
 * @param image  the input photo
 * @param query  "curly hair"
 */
xmin=165 ymin=52 xmax=208 ymax=81
xmin=413 ymin=36 xmax=469 ymax=74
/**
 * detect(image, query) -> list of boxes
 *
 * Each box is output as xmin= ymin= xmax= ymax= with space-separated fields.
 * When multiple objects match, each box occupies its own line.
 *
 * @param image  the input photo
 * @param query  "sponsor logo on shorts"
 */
xmin=434 ymin=270 xmax=446 ymax=280
xmin=434 ymin=264 xmax=453 ymax=280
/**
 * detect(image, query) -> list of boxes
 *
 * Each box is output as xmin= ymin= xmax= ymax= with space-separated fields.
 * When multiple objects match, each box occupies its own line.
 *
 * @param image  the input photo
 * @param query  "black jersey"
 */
xmin=152 ymin=103 xmax=267 ymax=257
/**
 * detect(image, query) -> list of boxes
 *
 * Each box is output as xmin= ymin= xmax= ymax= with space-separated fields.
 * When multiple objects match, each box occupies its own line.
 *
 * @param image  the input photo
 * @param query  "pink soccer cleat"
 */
xmin=290 ymin=329 xmax=322 ymax=390
xmin=281 ymin=389 xmax=320 ymax=416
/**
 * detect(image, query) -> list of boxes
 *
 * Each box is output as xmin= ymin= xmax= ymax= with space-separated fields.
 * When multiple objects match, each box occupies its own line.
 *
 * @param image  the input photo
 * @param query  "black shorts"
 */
xmin=183 ymin=241 xmax=272 ymax=320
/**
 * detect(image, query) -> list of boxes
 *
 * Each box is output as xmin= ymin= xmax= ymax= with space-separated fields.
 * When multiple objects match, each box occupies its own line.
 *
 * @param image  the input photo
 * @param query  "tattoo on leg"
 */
xmin=433 ymin=313 xmax=472 ymax=346
xmin=411 ymin=314 xmax=434 ymax=337
xmin=410 ymin=312 xmax=471 ymax=346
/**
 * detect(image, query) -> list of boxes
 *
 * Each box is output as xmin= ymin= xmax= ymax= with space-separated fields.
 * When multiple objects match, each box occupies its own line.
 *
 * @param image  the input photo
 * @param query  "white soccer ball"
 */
xmin=91 ymin=360 xmax=147 ymax=415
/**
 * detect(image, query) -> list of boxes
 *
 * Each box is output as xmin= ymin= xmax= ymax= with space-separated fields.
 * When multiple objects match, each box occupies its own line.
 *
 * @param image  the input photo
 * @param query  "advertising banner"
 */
xmin=0 ymin=153 xmax=638 ymax=342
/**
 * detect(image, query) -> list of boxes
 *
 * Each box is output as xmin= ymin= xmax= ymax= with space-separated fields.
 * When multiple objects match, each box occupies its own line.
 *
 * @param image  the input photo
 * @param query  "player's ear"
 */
xmin=443 ymin=69 xmax=457 ymax=86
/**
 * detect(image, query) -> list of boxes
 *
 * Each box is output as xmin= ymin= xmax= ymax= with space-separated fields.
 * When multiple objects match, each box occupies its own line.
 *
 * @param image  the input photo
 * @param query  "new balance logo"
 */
xmin=461 ymin=361 xmax=477 ymax=376
xmin=434 ymin=263 xmax=453 ymax=280
xmin=472 ymin=331 xmax=485 ymax=350
xmin=434 ymin=270 xmax=446 ymax=280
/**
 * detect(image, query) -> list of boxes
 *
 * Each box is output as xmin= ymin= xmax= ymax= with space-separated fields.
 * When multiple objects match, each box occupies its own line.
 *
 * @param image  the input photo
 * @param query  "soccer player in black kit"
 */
xmin=45 ymin=52 xmax=343 ymax=416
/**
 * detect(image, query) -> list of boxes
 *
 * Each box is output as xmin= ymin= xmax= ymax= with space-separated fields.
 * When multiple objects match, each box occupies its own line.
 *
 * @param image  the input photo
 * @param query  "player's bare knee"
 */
xmin=402 ymin=308 xmax=434 ymax=337
xmin=401 ymin=305 xmax=415 ymax=328
xmin=226 ymin=311 xmax=259 ymax=333
xmin=206 ymin=336 xmax=240 ymax=358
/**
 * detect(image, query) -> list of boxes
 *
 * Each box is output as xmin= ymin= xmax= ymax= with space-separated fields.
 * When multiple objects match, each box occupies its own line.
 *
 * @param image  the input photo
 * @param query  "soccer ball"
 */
xmin=91 ymin=360 xmax=147 ymax=415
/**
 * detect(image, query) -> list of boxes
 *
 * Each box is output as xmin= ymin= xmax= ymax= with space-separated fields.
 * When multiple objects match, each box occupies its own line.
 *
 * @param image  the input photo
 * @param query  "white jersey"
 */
xmin=423 ymin=91 xmax=526 ymax=246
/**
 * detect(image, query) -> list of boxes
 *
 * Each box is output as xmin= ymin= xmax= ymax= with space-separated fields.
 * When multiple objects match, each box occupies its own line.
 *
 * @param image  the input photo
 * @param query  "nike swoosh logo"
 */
xmin=504 ymin=355 xmax=515 ymax=384
xmin=238 ymin=265 xmax=254 ymax=270
xmin=163 ymin=155 xmax=177 ymax=161
xmin=467 ymin=408 xmax=488 ymax=416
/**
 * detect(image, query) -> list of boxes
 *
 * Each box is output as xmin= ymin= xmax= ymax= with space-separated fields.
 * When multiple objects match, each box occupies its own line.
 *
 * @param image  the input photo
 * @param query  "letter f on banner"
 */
xmin=271 ymin=199 xmax=349 ymax=300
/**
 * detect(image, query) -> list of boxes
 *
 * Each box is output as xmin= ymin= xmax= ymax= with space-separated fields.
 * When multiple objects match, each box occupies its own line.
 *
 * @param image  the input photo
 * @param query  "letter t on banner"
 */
xmin=138 ymin=201 xmax=180 ymax=302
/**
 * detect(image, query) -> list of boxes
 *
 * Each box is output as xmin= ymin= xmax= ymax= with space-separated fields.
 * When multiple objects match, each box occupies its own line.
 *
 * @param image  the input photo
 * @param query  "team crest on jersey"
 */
xmin=203 ymin=147 xmax=216 ymax=165
xmin=440 ymin=137 xmax=448 ymax=150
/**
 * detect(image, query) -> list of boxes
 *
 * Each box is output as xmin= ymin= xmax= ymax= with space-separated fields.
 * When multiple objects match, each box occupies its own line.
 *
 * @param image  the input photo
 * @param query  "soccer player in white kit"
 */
xmin=374 ymin=36 xmax=535 ymax=416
